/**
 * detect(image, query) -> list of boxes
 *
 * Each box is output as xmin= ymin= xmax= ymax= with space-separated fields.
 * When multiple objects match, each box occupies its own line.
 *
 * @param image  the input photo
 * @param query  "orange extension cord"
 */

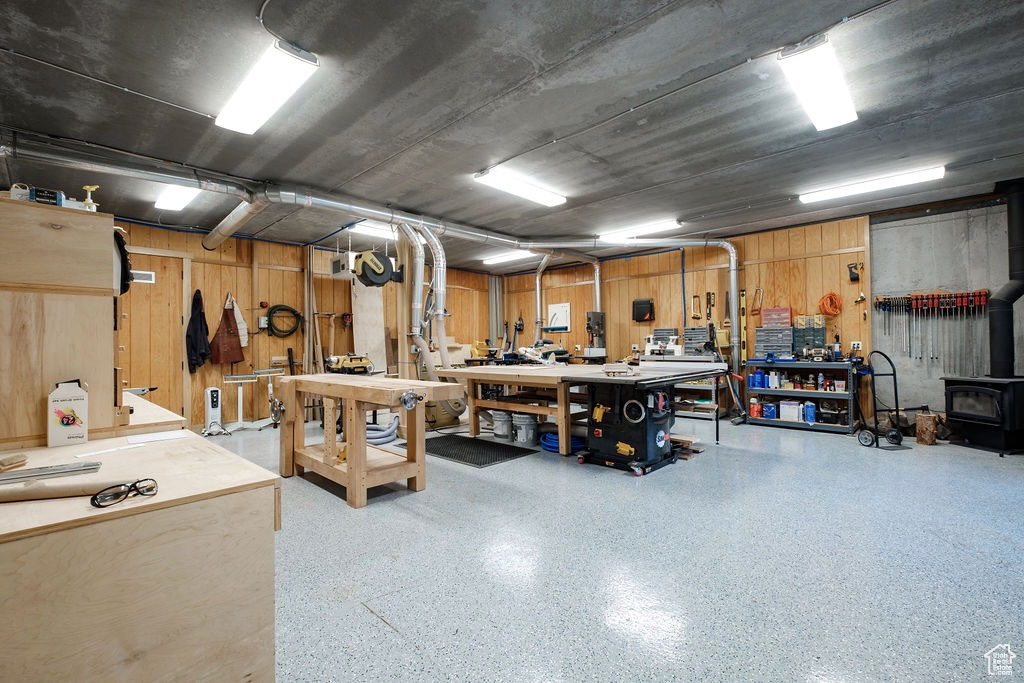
xmin=818 ymin=291 xmax=842 ymax=316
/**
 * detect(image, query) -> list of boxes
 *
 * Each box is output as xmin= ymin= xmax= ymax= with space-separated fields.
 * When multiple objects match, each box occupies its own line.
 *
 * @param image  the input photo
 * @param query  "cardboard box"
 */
xmin=779 ymin=400 xmax=801 ymax=422
xmin=48 ymin=380 xmax=89 ymax=447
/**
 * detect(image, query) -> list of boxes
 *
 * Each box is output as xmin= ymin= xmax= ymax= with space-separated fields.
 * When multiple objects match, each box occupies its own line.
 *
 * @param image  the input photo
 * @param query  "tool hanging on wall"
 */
xmin=691 ymin=295 xmax=701 ymax=319
xmin=705 ymin=292 xmax=714 ymax=322
xmin=875 ymin=290 xmax=989 ymax=376
xmin=739 ymin=289 xmax=748 ymax=366
xmin=750 ymin=287 xmax=763 ymax=316
xmin=847 ymin=262 xmax=862 ymax=282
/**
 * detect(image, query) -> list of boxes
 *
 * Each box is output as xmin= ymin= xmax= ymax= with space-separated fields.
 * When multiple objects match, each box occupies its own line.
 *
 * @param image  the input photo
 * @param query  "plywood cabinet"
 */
xmin=0 ymin=198 xmax=120 ymax=448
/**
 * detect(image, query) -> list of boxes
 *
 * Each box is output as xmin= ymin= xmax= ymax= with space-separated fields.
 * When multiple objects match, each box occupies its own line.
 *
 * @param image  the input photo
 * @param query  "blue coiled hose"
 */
xmin=539 ymin=432 xmax=585 ymax=453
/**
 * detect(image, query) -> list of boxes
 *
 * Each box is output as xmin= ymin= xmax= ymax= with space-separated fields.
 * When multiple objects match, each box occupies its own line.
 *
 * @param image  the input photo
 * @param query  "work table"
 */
xmin=0 ymin=430 xmax=279 ymax=680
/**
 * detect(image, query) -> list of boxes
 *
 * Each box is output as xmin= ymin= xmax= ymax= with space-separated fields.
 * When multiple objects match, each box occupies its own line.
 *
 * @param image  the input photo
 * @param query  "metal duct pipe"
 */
xmin=401 ymin=222 xmax=464 ymax=419
xmin=240 ymin=186 xmax=590 ymax=265
xmin=535 ymin=254 xmax=552 ymax=344
xmin=990 ymin=180 xmax=1024 ymax=378
xmin=3 ymin=137 xmax=251 ymax=202
xmin=204 ymin=197 xmax=271 ymax=251
xmin=515 ymin=236 xmax=740 ymax=371
xmin=415 ymin=222 xmax=452 ymax=369
xmin=593 ymin=260 xmax=602 ymax=312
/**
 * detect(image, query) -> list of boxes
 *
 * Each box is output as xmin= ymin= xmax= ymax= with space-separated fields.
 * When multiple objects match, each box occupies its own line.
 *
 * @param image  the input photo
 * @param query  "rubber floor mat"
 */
xmin=397 ymin=434 xmax=538 ymax=468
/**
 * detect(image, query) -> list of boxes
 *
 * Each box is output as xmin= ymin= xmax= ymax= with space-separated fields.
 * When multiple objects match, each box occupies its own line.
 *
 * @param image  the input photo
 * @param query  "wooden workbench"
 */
xmin=436 ymin=363 xmax=729 ymax=454
xmin=0 ymin=430 xmax=279 ymax=681
xmin=115 ymin=390 xmax=189 ymax=436
xmin=435 ymin=364 xmax=606 ymax=455
xmin=278 ymin=373 xmax=464 ymax=508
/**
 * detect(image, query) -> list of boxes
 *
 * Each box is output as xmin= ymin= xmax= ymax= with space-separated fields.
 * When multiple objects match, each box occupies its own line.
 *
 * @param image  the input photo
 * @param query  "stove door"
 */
xmin=946 ymin=385 xmax=1003 ymax=425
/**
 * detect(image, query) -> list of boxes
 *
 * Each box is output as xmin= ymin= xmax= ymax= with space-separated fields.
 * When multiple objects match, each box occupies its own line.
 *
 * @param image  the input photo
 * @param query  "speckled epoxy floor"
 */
xmin=216 ymin=417 xmax=1024 ymax=682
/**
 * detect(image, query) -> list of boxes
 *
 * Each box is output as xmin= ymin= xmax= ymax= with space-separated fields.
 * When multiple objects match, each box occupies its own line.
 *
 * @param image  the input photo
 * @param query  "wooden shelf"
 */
xmin=746 ymin=417 xmax=854 ymax=433
xmin=295 ymin=443 xmax=416 ymax=489
xmin=748 ymin=388 xmax=851 ymax=400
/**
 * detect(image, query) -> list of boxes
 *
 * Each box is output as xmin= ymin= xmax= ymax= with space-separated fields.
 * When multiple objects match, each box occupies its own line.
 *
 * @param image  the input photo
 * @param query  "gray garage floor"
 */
xmin=215 ymin=416 xmax=1024 ymax=682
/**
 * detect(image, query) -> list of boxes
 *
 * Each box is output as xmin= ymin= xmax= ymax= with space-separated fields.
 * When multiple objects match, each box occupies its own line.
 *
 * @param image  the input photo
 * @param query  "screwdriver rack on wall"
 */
xmin=873 ymin=290 xmax=990 ymax=376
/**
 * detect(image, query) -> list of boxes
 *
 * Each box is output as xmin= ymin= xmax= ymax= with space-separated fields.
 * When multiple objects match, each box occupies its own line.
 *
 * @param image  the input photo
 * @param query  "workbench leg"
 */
xmin=468 ymin=380 xmax=480 ymax=437
xmin=279 ymin=380 xmax=296 ymax=477
xmin=293 ymin=389 xmax=306 ymax=476
xmin=344 ymin=399 xmax=368 ymax=509
xmin=407 ymin=401 xmax=427 ymax=492
xmin=556 ymin=381 xmax=571 ymax=455
xmin=322 ymin=398 xmax=338 ymax=465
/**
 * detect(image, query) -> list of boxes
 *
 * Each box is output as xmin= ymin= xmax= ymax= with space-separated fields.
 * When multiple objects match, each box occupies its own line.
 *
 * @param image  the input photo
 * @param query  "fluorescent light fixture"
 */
xmin=215 ymin=39 xmax=319 ymax=135
xmin=778 ymin=34 xmax=857 ymax=131
xmin=347 ymin=220 xmax=425 ymax=243
xmin=154 ymin=184 xmax=201 ymax=211
xmin=799 ymin=166 xmax=946 ymax=203
xmin=472 ymin=168 xmax=566 ymax=207
xmin=598 ymin=219 xmax=682 ymax=242
xmin=482 ymin=250 xmax=536 ymax=265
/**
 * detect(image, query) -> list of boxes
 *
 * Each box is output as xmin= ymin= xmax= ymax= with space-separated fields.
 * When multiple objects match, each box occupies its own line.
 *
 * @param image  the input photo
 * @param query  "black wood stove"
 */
xmin=942 ymin=376 xmax=1024 ymax=452
xmin=943 ymin=179 xmax=1024 ymax=454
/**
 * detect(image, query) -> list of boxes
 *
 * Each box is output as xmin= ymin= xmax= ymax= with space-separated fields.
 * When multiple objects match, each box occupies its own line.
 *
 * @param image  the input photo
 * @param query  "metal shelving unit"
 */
xmin=746 ymin=360 xmax=858 ymax=434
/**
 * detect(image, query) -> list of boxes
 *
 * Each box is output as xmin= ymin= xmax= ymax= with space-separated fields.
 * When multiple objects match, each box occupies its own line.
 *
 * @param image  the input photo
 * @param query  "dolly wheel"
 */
xmin=886 ymin=429 xmax=903 ymax=445
xmin=632 ymin=466 xmax=644 ymax=477
xmin=577 ymin=455 xmax=584 ymax=465
xmin=858 ymin=430 xmax=875 ymax=447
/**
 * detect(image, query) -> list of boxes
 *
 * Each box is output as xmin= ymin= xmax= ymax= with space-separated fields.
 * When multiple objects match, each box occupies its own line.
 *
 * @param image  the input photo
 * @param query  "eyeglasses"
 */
xmin=90 ymin=478 xmax=158 ymax=508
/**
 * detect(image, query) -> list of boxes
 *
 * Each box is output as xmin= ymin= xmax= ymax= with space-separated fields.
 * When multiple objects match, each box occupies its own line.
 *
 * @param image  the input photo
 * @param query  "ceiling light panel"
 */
xmin=778 ymin=35 xmax=857 ymax=132
xmin=799 ymin=166 xmax=946 ymax=203
xmin=215 ymin=40 xmax=319 ymax=135
xmin=154 ymin=184 xmax=201 ymax=211
xmin=482 ymin=250 xmax=536 ymax=265
xmin=347 ymin=220 xmax=426 ymax=243
xmin=598 ymin=219 xmax=682 ymax=242
xmin=472 ymin=168 xmax=567 ymax=207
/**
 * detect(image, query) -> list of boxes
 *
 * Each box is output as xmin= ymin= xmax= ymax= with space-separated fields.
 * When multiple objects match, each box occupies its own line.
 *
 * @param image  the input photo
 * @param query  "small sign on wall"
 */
xmin=547 ymin=302 xmax=570 ymax=332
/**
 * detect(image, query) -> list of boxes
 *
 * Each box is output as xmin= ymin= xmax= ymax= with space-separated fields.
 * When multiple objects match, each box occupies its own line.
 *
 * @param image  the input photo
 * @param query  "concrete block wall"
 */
xmin=870 ymin=204 xmax=1024 ymax=412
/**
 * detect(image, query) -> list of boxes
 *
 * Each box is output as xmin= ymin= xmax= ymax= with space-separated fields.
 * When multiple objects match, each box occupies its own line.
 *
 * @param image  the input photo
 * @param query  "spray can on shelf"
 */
xmin=818 ymin=372 xmax=825 ymax=389
xmin=833 ymin=333 xmax=842 ymax=360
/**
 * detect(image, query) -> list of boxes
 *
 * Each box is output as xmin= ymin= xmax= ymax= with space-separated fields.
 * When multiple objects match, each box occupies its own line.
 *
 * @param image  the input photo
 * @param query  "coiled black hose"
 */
xmin=267 ymin=304 xmax=303 ymax=337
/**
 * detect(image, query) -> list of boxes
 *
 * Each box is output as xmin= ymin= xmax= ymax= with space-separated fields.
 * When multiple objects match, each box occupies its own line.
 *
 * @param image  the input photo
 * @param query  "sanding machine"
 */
xmin=324 ymin=353 xmax=374 ymax=374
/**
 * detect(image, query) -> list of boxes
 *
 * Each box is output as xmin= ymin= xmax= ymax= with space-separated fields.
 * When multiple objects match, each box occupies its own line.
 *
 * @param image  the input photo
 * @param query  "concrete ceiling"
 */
xmin=1 ymin=0 xmax=1023 ymax=273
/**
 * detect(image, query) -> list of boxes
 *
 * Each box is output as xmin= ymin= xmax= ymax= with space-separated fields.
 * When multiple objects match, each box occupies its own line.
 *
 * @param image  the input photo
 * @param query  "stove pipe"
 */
xmin=989 ymin=180 xmax=1024 ymax=378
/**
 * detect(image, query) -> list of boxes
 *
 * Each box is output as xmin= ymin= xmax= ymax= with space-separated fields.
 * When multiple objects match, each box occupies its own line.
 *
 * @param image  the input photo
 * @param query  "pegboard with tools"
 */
xmin=873 ymin=290 xmax=989 ymax=375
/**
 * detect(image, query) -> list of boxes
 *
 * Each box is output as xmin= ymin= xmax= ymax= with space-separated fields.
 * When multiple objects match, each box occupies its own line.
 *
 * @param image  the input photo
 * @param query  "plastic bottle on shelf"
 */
xmin=818 ymin=372 xmax=825 ymax=389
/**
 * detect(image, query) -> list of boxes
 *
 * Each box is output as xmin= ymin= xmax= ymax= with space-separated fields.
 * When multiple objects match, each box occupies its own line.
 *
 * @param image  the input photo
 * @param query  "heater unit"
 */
xmin=204 ymin=387 xmax=223 ymax=430
xmin=330 ymin=252 xmax=355 ymax=280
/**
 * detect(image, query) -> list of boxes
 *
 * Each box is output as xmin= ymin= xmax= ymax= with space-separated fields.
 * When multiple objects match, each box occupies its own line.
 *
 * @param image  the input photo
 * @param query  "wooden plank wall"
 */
xmin=503 ymin=217 xmax=872 ymax=364
xmin=117 ymin=225 xmax=488 ymax=426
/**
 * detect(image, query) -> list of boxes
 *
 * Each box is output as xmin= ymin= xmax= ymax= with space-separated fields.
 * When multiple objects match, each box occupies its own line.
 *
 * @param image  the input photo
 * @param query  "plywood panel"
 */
xmin=121 ymin=254 xmax=185 ymax=417
xmin=0 ymin=198 xmax=116 ymax=292
xmin=804 ymin=223 xmax=822 ymax=254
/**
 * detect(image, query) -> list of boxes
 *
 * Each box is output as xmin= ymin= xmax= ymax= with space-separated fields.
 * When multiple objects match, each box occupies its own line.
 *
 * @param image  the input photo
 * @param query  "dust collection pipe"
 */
xmin=989 ymin=180 xmax=1024 ymax=378
xmin=1 ymin=137 xmax=252 ymax=202
xmin=535 ymin=254 xmax=552 ymax=345
xmin=517 ymin=238 xmax=741 ymax=375
xmin=413 ymin=222 xmax=467 ymax=416
xmin=400 ymin=222 xmax=463 ymax=418
xmin=414 ymin=222 xmax=450 ymax=366
xmin=6 ymin=139 xmax=733 ymax=365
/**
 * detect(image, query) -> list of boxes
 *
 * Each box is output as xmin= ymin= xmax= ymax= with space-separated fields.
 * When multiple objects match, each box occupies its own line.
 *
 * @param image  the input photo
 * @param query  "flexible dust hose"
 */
xmin=367 ymin=415 xmax=400 ymax=444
